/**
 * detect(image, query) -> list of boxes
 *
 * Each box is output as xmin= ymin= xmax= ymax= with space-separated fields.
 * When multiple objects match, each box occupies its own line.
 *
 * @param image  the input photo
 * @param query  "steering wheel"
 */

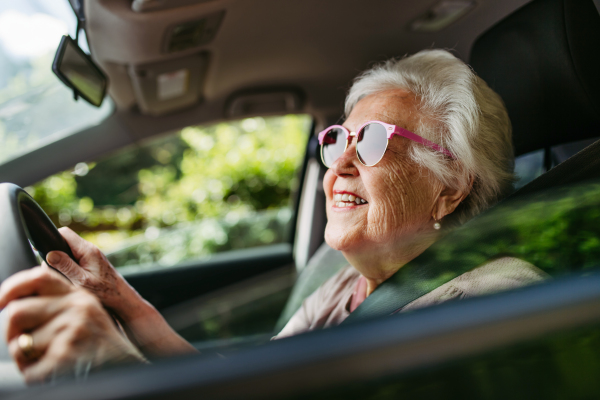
xmin=0 ymin=183 xmax=76 ymax=284
xmin=0 ymin=183 xmax=78 ymax=364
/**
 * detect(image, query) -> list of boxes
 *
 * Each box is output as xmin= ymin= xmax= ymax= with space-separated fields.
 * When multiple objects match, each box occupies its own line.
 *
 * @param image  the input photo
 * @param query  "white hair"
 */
xmin=345 ymin=49 xmax=515 ymax=224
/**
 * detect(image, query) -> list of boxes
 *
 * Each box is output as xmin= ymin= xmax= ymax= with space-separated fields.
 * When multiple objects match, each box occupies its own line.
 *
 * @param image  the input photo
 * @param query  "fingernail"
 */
xmin=47 ymin=252 xmax=61 ymax=265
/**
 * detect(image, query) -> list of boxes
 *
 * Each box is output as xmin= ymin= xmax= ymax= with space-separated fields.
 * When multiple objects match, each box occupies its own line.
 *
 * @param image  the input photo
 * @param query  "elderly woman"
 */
xmin=0 ymin=50 xmax=547 ymax=383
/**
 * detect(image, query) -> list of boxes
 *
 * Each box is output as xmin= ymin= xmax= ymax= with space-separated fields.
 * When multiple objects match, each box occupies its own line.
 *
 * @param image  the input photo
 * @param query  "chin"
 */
xmin=324 ymin=224 xmax=359 ymax=252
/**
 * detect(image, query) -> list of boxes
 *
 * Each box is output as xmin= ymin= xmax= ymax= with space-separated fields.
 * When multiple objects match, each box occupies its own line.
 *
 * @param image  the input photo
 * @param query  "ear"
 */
xmin=434 ymin=176 xmax=474 ymax=220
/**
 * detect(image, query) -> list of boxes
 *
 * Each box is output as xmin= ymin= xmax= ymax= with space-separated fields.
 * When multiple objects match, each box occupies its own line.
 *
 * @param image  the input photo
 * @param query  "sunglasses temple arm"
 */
xmin=392 ymin=127 xmax=456 ymax=159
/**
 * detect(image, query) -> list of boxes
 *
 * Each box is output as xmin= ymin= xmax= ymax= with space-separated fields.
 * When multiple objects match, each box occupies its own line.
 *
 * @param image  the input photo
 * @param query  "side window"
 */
xmin=0 ymin=2 xmax=113 ymax=166
xmin=27 ymin=115 xmax=311 ymax=269
xmin=514 ymin=149 xmax=544 ymax=189
xmin=514 ymin=136 xmax=598 ymax=190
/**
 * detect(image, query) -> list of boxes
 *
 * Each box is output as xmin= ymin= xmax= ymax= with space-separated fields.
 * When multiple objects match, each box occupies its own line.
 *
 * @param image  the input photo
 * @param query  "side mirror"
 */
xmin=52 ymin=35 xmax=108 ymax=107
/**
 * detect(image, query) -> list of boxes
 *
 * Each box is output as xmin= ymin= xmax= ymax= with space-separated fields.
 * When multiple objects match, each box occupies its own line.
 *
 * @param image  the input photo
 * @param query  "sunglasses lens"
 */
xmin=357 ymin=123 xmax=388 ymax=166
xmin=321 ymin=128 xmax=347 ymax=167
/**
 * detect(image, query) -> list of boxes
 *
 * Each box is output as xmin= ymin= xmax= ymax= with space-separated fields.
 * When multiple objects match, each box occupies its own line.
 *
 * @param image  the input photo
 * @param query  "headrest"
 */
xmin=470 ymin=0 xmax=600 ymax=156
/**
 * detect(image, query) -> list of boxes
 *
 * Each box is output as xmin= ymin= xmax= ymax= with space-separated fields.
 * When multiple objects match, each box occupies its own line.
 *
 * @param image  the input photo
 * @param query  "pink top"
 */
xmin=349 ymin=275 xmax=368 ymax=312
xmin=275 ymin=266 xmax=363 ymax=339
xmin=274 ymin=258 xmax=549 ymax=340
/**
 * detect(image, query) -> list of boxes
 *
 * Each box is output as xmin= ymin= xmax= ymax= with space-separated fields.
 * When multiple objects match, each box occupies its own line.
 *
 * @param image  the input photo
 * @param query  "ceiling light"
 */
xmin=410 ymin=1 xmax=476 ymax=32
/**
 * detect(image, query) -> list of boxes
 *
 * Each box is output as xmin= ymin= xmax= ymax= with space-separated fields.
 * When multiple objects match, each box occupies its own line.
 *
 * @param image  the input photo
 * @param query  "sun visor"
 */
xmin=128 ymin=53 xmax=208 ymax=116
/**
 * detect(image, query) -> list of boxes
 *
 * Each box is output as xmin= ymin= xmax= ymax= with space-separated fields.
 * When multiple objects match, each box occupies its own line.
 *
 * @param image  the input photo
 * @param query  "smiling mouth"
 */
xmin=333 ymin=192 xmax=368 ymax=208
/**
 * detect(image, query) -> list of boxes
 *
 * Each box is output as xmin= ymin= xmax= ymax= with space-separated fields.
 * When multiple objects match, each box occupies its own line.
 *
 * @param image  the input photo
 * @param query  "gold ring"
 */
xmin=17 ymin=333 xmax=36 ymax=359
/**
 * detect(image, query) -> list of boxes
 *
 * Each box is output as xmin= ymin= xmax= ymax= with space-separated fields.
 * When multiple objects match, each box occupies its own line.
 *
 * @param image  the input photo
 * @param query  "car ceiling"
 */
xmin=0 ymin=0 xmax=536 ymax=187
xmin=86 ymin=0 xmax=533 ymax=131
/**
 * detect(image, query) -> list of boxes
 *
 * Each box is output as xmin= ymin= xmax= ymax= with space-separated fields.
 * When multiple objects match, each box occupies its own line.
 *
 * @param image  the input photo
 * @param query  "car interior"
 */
xmin=1 ymin=0 xmax=600 ymax=397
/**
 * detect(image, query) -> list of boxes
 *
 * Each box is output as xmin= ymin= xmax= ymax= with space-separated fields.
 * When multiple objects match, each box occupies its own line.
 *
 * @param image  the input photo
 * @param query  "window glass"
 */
xmin=0 ymin=0 xmax=112 ymax=165
xmin=551 ymin=136 xmax=598 ymax=165
xmin=514 ymin=149 xmax=544 ymax=189
xmin=27 ymin=115 xmax=311 ymax=269
xmin=514 ymin=137 xmax=598 ymax=190
xmin=290 ymin=321 xmax=600 ymax=399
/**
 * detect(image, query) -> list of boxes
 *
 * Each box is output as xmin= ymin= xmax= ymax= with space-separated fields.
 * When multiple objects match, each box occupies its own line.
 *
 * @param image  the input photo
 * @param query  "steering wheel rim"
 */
xmin=0 ymin=183 xmax=75 ymax=283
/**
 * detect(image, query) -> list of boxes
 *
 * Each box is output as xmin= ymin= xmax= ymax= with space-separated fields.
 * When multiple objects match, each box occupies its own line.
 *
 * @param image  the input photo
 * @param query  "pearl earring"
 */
xmin=433 ymin=218 xmax=441 ymax=230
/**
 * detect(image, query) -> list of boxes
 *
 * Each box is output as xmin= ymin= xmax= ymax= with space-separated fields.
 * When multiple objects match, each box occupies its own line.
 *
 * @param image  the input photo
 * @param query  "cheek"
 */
xmin=367 ymin=164 xmax=435 ymax=234
xmin=370 ymin=171 xmax=408 ymax=227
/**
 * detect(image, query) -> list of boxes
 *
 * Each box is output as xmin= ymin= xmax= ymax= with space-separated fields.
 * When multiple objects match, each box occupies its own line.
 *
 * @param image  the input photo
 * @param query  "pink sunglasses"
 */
xmin=318 ymin=120 xmax=455 ymax=167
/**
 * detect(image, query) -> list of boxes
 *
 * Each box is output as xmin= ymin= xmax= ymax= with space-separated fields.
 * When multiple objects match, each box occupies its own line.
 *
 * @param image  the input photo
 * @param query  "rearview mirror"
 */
xmin=52 ymin=35 xmax=108 ymax=107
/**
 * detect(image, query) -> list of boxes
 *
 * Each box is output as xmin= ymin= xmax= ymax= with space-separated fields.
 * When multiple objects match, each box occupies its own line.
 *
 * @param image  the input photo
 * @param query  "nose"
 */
xmin=330 ymin=137 xmax=359 ymax=177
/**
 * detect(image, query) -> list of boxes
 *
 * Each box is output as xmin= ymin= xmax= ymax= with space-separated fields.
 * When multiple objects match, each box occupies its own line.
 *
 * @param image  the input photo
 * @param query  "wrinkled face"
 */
xmin=323 ymin=89 xmax=442 ymax=258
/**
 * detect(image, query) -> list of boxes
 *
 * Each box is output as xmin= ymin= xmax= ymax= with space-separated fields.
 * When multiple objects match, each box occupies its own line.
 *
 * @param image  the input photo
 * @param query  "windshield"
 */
xmin=0 ymin=0 xmax=112 ymax=166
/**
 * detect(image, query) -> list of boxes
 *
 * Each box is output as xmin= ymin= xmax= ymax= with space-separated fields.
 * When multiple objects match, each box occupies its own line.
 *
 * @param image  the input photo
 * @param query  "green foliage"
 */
xmin=401 ymin=181 xmax=600 ymax=284
xmin=28 ymin=115 xmax=310 ymax=268
xmin=140 ymin=115 xmax=307 ymax=223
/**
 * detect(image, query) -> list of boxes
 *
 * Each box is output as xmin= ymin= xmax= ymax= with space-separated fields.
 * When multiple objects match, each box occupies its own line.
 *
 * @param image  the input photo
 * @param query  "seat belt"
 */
xmin=275 ymin=243 xmax=350 ymax=332
xmin=344 ymin=137 xmax=600 ymax=324
xmin=342 ymin=238 xmax=473 ymax=324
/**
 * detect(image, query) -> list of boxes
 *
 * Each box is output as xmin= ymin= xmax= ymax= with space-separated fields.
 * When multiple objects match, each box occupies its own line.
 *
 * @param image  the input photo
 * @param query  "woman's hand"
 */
xmin=0 ymin=267 xmax=146 ymax=384
xmin=45 ymin=228 xmax=197 ymax=358
xmin=45 ymin=227 xmax=137 ymax=318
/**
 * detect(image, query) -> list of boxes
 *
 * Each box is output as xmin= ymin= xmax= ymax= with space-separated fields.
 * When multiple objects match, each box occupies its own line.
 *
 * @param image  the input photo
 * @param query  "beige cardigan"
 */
xmin=275 ymin=257 xmax=549 ymax=339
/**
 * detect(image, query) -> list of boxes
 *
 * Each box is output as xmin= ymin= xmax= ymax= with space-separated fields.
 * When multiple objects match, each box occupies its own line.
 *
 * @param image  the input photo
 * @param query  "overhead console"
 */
xmin=84 ymin=1 xmax=226 ymax=116
xmin=124 ymin=10 xmax=223 ymax=115
xmin=128 ymin=53 xmax=209 ymax=116
xmin=162 ymin=11 xmax=224 ymax=53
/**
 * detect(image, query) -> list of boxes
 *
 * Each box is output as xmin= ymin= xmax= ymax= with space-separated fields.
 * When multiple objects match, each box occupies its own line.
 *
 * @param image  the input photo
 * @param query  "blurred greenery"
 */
xmin=391 ymin=180 xmax=600 ymax=292
xmin=442 ymin=181 xmax=600 ymax=275
xmin=27 ymin=115 xmax=311 ymax=268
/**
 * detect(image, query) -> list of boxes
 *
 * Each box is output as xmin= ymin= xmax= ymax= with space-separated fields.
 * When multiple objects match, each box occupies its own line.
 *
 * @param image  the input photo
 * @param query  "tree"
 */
xmin=29 ymin=115 xmax=311 ymax=268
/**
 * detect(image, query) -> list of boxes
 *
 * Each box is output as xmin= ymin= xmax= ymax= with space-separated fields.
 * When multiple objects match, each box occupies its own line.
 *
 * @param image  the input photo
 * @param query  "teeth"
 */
xmin=333 ymin=193 xmax=368 ymax=207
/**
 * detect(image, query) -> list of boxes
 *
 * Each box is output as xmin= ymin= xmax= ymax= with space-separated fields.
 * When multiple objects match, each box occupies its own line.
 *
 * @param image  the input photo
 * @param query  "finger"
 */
xmin=18 ymin=301 xmax=119 ymax=384
xmin=8 ymin=332 xmax=43 ymax=369
xmin=19 ymin=334 xmax=76 ymax=384
xmin=9 ymin=307 xmax=77 ymax=369
xmin=4 ymin=296 xmax=68 ymax=342
xmin=57 ymin=227 xmax=92 ymax=263
xmin=0 ymin=268 xmax=72 ymax=309
xmin=8 ymin=296 xmax=92 ymax=374
xmin=7 ymin=290 xmax=102 ymax=369
xmin=46 ymin=251 xmax=85 ymax=283
xmin=8 ymin=310 xmax=71 ymax=370
xmin=22 ymin=327 xmax=130 ymax=384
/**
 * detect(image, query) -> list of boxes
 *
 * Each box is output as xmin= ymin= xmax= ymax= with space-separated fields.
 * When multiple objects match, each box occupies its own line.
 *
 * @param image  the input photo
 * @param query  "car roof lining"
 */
xmin=2 ymin=0 xmax=540 ymax=186
xmin=84 ymin=0 xmax=533 ymax=127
